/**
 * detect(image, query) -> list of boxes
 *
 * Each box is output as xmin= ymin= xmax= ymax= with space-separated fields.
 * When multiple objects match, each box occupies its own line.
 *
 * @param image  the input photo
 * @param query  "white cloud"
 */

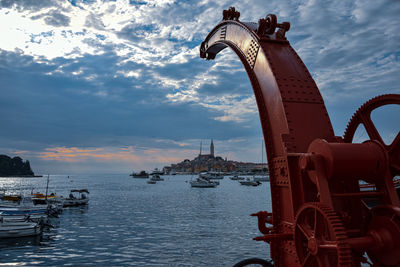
xmin=0 ymin=0 xmax=399 ymax=172
xmin=116 ymin=69 xmax=142 ymax=78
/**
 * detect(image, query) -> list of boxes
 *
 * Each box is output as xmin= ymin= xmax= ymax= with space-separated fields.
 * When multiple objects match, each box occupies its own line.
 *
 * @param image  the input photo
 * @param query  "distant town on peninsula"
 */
xmin=162 ymin=139 xmax=268 ymax=174
xmin=1 ymin=141 xmax=267 ymax=177
xmin=0 ymin=154 xmax=37 ymax=177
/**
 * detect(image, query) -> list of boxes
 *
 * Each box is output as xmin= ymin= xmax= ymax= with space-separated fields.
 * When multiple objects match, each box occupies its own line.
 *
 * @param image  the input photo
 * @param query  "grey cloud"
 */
xmin=0 ymin=49 xmax=255 ymax=150
xmin=44 ymin=11 xmax=71 ymax=27
xmin=0 ymin=0 xmax=399 ymax=172
xmin=116 ymin=23 xmax=159 ymax=44
xmin=84 ymin=13 xmax=106 ymax=30
xmin=0 ymin=0 xmax=56 ymax=11
xmin=1 ymin=0 xmax=71 ymax=27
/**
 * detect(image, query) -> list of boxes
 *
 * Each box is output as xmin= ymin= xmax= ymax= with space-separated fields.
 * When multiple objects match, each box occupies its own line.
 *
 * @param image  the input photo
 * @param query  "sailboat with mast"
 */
xmin=253 ymin=140 xmax=269 ymax=182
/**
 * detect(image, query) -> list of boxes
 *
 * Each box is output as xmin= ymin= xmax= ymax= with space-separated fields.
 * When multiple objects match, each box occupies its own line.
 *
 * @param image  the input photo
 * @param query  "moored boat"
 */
xmin=31 ymin=192 xmax=63 ymax=204
xmin=230 ymin=175 xmax=245 ymax=180
xmin=2 ymin=195 xmax=21 ymax=202
xmin=31 ymin=192 xmax=64 ymax=212
xmin=0 ymin=204 xmax=59 ymax=219
xmin=150 ymin=168 xmax=164 ymax=175
xmin=361 ymin=178 xmax=400 ymax=207
xmin=63 ymin=189 xmax=89 ymax=207
xmin=253 ymin=175 xmax=269 ymax=182
xmin=190 ymin=177 xmax=218 ymax=188
xmin=130 ymin=171 xmax=149 ymax=178
xmin=151 ymin=174 xmax=164 ymax=181
xmin=200 ymin=172 xmax=224 ymax=180
xmin=0 ymin=220 xmax=43 ymax=238
xmin=239 ymin=178 xmax=261 ymax=186
xmin=0 ymin=212 xmax=46 ymax=223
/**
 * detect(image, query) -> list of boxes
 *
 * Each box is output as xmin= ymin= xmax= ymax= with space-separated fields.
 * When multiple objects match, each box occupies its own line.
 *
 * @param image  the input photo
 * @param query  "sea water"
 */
xmin=0 ymin=174 xmax=272 ymax=266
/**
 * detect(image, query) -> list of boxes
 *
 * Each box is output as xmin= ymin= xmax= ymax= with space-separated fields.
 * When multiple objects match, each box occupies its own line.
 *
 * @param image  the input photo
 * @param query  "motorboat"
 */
xmin=239 ymin=178 xmax=261 ymax=186
xmin=0 ymin=206 xmax=48 ymax=216
xmin=150 ymin=174 xmax=164 ymax=181
xmin=0 ymin=220 xmax=43 ymax=238
xmin=32 ymin=192 xmax=64 ymax=204
xmin=200 ymin=172 xmax=224 ymax=180
xmin=31 ymin=192 xmax=64 ymax=212
xmin=190 ymin=177 xmax=218 ymax=188
xmin=361 ymin=178 xmax=400 ymax=208
xmin=147 ymin=179 xmax=156 ymax=184
xmin=2 ymin=194 xmax=21 ymax=202
xmin=0 ymin=202 xmax=59 ymax=219
xmin=0 ymin=196 xmax=52 ymax=214
xmin=253 ymin=175 xmax=269 ymax=182
xmin=230 ymin=175 xmax=245 ymax=180
xmin=63 ymin=189 xmax=89 ymax=207
xmin=130 ymin=171 xmax=149 ymax=178
xmin=0 ymin=212 xmax=46 ymax=223
xmin=150 ymin=168 xmax=164 ymax=175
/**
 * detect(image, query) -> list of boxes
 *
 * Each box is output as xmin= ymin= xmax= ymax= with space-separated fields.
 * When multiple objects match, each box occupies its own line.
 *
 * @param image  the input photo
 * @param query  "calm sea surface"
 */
xmin=0 ymin=174 xmax=273 ymax=266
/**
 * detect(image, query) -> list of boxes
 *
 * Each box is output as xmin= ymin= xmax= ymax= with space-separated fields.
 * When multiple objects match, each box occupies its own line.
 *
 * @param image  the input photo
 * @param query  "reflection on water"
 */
xmin=0 ymin=234 xmax=42 ymax=249
xmin=0 ymin=174 xmax=272 ymax=266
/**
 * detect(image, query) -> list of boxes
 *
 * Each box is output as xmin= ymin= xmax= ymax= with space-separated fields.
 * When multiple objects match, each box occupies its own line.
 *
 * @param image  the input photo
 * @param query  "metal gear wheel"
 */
xmin=232 ymin=258 xmax=273 ymax=267
xmin=343 ymin=94 xmax=400 ymax=176
xmin=366 ymin=205 xmax=400 ymax=266
xmin=294 ymin=203 xmax=353 ymax=267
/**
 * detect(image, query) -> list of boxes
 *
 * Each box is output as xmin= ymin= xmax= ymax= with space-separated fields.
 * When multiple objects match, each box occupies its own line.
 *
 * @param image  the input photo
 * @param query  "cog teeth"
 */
xmin=343 ymin=94 xmax=400 ymax=142
xmin=295 ymin=203 xmax=354 ymax=266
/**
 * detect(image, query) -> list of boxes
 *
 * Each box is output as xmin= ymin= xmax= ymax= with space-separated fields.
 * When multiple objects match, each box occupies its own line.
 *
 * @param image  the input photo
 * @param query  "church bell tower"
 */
xmin=210 ymin=139 xmax=214 ymax=157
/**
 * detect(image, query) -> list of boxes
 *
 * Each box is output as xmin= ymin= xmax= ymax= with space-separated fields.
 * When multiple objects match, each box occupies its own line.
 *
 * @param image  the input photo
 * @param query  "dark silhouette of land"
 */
xmin=0 ymin=154 xmax=39 ymax=177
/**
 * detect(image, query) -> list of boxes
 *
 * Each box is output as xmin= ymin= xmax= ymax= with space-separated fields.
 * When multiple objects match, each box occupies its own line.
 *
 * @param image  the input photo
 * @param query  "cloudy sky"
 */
xmin=0 ymin=0 xmax=399 ymax=174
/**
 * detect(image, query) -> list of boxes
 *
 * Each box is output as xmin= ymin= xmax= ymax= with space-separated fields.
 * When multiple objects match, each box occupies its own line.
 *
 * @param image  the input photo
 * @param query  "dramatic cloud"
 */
xmin=0 ymin=0 xmax=399 ymax=173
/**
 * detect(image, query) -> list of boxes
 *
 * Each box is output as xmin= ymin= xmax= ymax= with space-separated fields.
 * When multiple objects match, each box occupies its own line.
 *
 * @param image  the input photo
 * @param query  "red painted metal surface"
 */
xmin=200 ymin=7 xmax=400 ymax=267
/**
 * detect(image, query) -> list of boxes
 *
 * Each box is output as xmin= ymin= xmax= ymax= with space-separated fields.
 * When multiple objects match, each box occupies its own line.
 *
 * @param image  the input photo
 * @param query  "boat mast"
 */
xmin=261 ymin=140 xmax=265 ymax=173
xmin=45 ymin=174 xmax=50 ymax=201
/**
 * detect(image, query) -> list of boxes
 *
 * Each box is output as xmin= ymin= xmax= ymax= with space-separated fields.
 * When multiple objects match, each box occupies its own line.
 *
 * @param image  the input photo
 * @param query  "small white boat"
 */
xmin=147 ymin=179 xmax=156 ymax=184
xmin=130 ymin=171 xmax=149 ymax=178
xmin=0 ymin=212 xmax=46 ymax=223
xmin=0 ymin=207 xmax=47 ymax=216
xmin=63 ymin=189 xmax=89 ymax=207
xmin=0 ymin=197 xmax=49 ymax=215
xmin=190 ymin=177 xmax=218 ymax=188
xmin=253 ymin=175 xmax=269 ymax=182
xmin=200 ymin=172 xmax=224 ymax=180
xmin=151 ymin=174 xmax=164 ymax=181
xmin=32 ymin=192 xmax=64 ymax=205
xmin=150 ymin=168 xmax=164 ymax=175
xmin=239 ymin=178 xmax=261 ymax=186
xmin=0 ymin=220 xmax=42 ymax=238
xmin=230 ymin=175 xmax=245 ymax=180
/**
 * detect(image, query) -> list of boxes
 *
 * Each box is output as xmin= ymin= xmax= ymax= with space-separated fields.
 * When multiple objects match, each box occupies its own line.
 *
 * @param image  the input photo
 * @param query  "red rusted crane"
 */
xmin=200 ymin=7 xmax=400 ymax=267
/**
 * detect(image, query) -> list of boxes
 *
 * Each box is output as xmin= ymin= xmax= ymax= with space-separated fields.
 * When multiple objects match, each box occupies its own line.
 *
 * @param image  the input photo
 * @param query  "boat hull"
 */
xmin=253 ymin=176 xmax=269 ymax=182
xmin=190 ymin=183 xmax=217 ymax=188
xmin=0 ymin=213 xmax=46 ymax=223
xmin=0 ymin=208 xmax=48 ymax=216
xmin=63 ymin=198 xmax=89 ymax=207
xmin=190 ymin=181 xmax=218 ymax=188
xmin=239 ymin=181 xmax=261 ymax=186
xmin=0 ymin=222 xmax=42 ymax=238
xmin=131 ymin=175 xmax=149 ymax=178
